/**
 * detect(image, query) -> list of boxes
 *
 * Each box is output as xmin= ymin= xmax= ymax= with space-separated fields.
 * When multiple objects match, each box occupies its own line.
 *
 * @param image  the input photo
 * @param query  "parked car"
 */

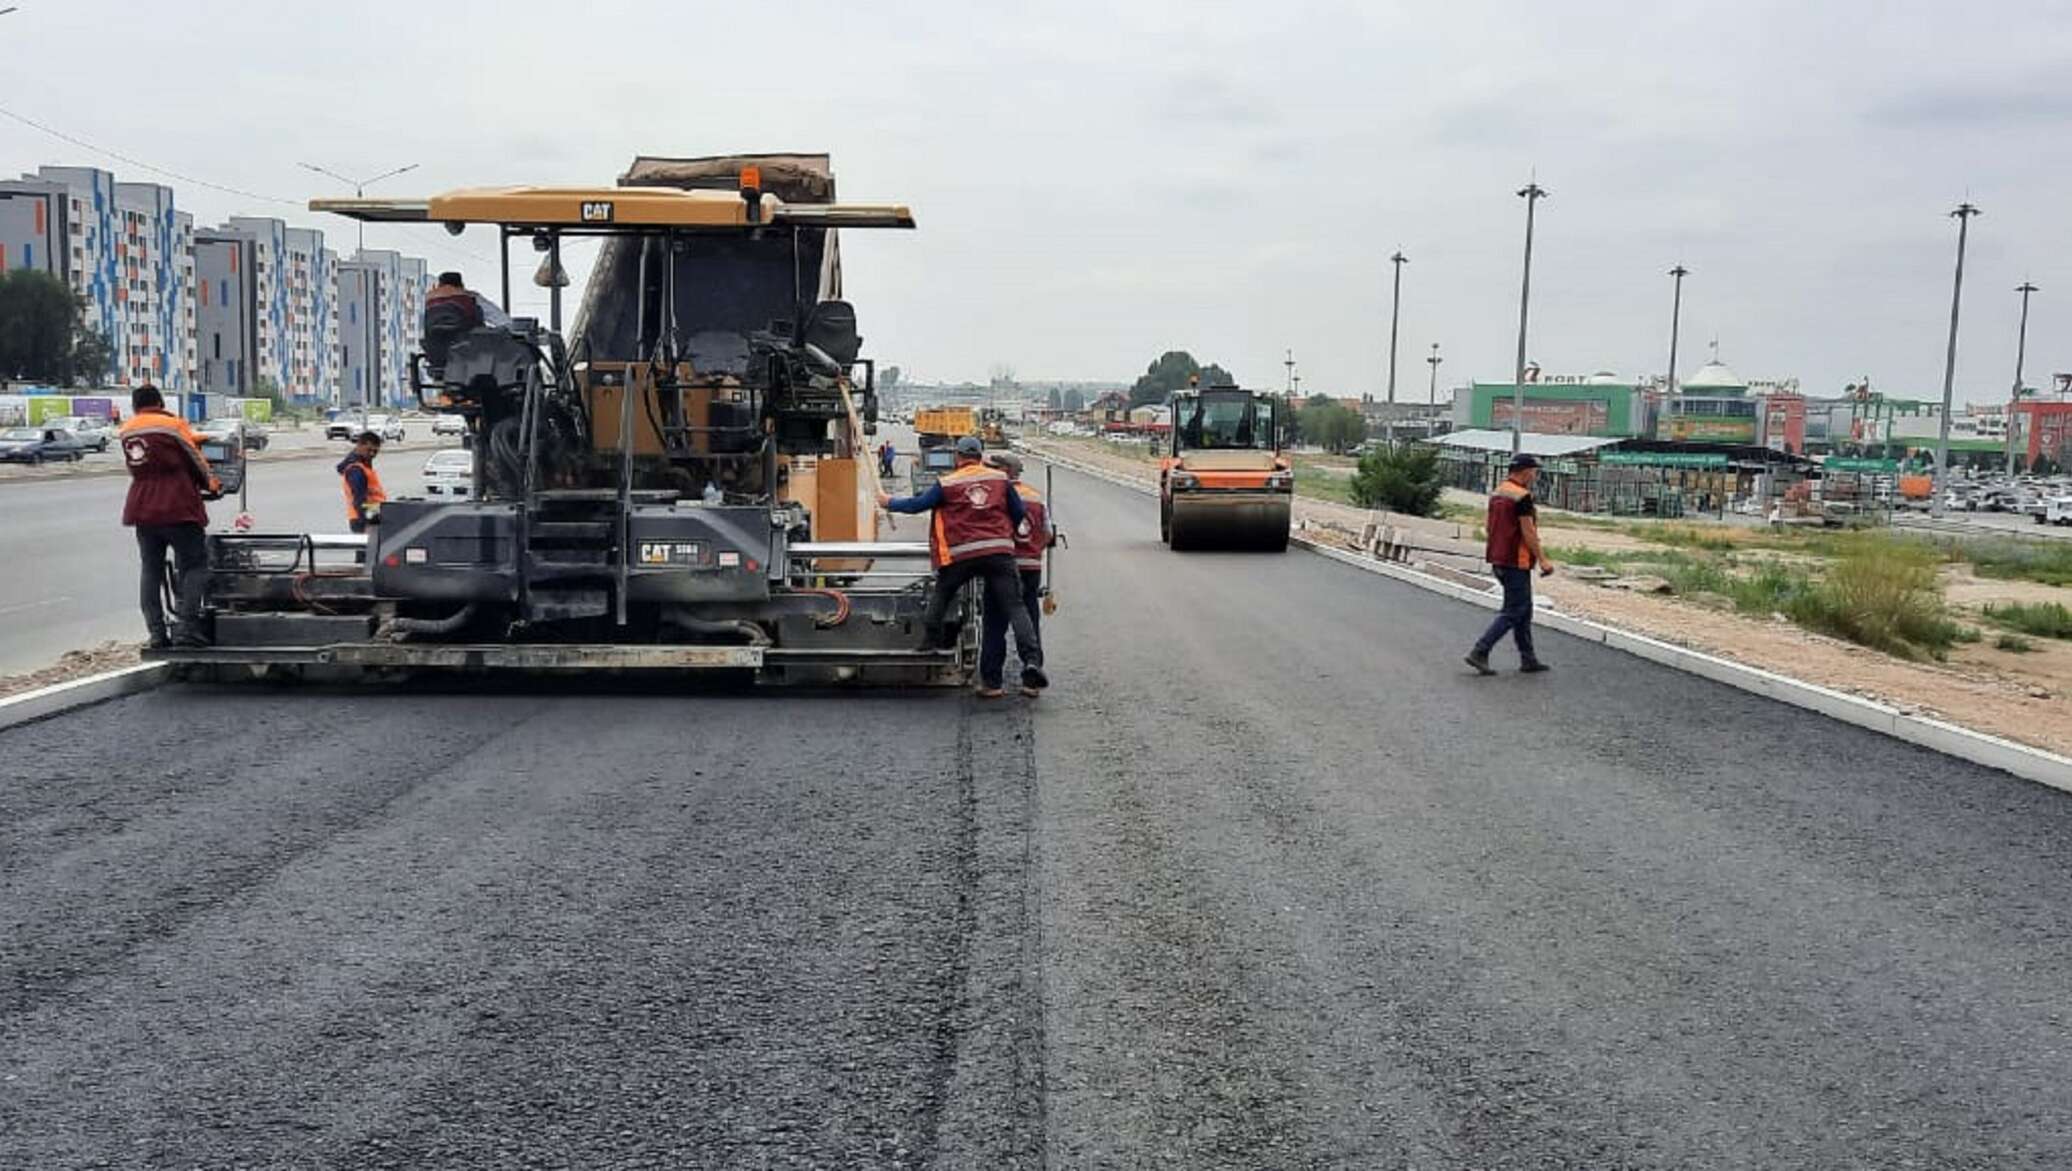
xmin=49 ymin=415 xmax=114 ymax=453
xmin=326 ymin=413 xmax=407 ymax=442
xmin=0 ymin=426 xmax=87 ymax=464
xmin=200 ymin=418 xmax=269 ymax=451
xmin=431 ymin=414 xmax=466 ymax=437
xmin=2043 ymin=496 xmax=2072 ymax=527
xmin=420 ymin=448 xmax=474 ymax=497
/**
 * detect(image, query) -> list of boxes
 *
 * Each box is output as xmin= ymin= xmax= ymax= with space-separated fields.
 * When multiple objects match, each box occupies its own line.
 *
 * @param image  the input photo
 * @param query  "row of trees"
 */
xmin=0 ymin=271 xmax=113 ymax=387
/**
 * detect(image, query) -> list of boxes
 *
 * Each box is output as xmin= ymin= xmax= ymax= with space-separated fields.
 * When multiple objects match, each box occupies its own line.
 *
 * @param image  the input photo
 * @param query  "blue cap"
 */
xmin=955 ymin=435 xmax=984 ymax=457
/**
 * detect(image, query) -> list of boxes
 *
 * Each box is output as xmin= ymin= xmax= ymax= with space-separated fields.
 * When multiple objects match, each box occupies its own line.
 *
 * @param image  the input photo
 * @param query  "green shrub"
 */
xmin=1964 ymin=539 xmax=2072 ymax=587
xmin=1981 ymin=600 xmax=2072 ymax=639
xmin=1995 ymin=633 xmax=2036 ymax=653
xmin=1785 ymin=536 xmax=1961 ymax=660
xmin=1648 ymin=525 xmax=1738 ymax=553
xmin=1951 ymin=625 xmax=1983 ymax=644
xmin=1349 ymin=443 xmax=1444 ymax=517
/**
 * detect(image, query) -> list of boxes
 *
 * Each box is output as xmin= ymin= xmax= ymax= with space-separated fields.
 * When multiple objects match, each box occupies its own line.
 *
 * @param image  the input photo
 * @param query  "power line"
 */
xmin=0 ymin=101 xmax=298 ymax=206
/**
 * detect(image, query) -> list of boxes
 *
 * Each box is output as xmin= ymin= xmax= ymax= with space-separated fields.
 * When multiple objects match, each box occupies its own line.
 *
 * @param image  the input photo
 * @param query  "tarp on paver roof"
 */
xmin=1432 ymin=428 xmax=1624 ymax=457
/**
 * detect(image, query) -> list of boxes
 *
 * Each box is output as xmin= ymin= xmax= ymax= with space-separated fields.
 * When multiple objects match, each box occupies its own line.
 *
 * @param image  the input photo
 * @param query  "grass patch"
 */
xmin=1965 ymin=539 xmax=2072 ymax=588
xmin=1981 ymin=600 xmax=2072 ymax=640
xmin=1996 ymin=633 xmax=2036 ymax=653
xmin=1292 ymin=464 xmax=1354 ymax=505
xmin=1644 ymin=524 xmax=1739 ymax=553
xmin=1783 ymin=535 xmax=1964 ymax=660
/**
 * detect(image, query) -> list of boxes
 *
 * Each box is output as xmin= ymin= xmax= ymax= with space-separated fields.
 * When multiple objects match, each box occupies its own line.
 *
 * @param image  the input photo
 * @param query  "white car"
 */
xmin=421 ymin=448 xmax=474 ymax=498
xmin=431 ymin=414 xmax=466 ymax=437
xmin=48 ymin=415 xmax=114 ymax=452
xmin=328 ymin=414 xmax=407 ymax=442
xmin=2044 ymin=496 xmax=2072 ymax=527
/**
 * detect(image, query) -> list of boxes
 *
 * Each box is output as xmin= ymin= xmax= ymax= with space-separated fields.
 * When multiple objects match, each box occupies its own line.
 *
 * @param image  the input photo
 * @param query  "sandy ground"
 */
xmin=1023 ymin=435 xmax=2072 ymax=758
xmin=0 ymin=641 xmax=142 ymax=701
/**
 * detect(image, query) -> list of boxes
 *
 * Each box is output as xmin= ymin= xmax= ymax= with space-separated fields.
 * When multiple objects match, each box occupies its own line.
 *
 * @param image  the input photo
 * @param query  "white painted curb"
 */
xmin=0 ymin=663 xmax=171 ymax=733
xmin=1022 ymin=444 xmax=2072 ymax=795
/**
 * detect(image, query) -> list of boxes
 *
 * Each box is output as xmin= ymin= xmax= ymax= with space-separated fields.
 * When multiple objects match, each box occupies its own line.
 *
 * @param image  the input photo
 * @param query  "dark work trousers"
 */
xmin=979 ymin=569 xmax=1044 ymax=687
xmin=1471 ymin=564 xmax=1539 ymax=665
xmin=925 ymin=554 xmax=1041 ymax=675
xmin=136 ymin=522 xmax=208 ymax=639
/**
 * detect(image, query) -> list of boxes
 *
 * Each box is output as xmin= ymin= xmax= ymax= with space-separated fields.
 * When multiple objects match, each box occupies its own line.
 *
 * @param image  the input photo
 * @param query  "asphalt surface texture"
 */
xmin=5 ymin=463 xmax=2072 ymax=1168
xmin=0 ymin=434 xmax=457 ymax=675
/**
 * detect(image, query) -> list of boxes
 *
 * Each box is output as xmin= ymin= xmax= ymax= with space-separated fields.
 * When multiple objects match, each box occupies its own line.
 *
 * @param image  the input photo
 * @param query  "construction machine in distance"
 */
xmin=913 ymin=406 xmax=977 ymax=450
xmin=149 ymin=153 xmax=981 ymax=686
xmin=978 ymin=408 xmax=1010 ymax=448
xmin=1159 ymin=384 xmax=1292 ymax=552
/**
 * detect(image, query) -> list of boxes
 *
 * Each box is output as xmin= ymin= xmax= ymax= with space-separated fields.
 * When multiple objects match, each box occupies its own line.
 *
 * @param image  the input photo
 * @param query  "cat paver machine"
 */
xmin=152 ymin=154 xmax=975 ymax=685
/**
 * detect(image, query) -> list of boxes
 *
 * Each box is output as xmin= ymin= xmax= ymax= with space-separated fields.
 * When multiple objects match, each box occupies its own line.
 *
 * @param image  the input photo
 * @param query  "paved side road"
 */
xmin=3 ymin=463 xmax=2072 ymax=1167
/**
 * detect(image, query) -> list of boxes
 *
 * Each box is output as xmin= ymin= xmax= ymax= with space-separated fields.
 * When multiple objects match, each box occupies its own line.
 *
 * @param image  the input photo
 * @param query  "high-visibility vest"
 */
xmin=1012 ymin=483 xmax=1048 ymax=572
xmin=340 ymin=455 xmax=388 ymax=525
xmin=929 ymin=464 xmax=1017 ymax=567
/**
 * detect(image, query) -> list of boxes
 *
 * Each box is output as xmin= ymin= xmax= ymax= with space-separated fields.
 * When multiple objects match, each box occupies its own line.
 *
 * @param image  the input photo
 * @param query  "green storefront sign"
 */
xmin=1824 ymin=457 xmax=1900 ymax=473
xmin=1599 ymin=451 xmax=1728 ymax=468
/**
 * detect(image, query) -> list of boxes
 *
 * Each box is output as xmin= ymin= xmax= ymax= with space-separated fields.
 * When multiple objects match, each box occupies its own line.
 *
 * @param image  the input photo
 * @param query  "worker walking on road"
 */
xmin=877 ymin=439 xmax=897 ymax=480
xmin=877 ymin=435 xmax=1048 ymax=698
xmin=119 ymin=385 xmax=218 ymax=649
xmin=337 ymin=431 xmax=388 ymax=534
xmin=981 ymin=452 xmax=1052 ymax=696
xmin=1466 ymin=453 xmax=1555 ymax=675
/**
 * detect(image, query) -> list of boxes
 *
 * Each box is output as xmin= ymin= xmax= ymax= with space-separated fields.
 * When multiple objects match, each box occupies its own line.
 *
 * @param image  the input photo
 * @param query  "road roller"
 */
xmin=1158 ymin=384 xmax=1292 ymax=552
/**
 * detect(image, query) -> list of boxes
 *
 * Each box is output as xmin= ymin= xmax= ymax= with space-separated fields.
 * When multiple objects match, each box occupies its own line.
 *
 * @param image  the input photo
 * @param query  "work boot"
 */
xmin=1464 ymin=650 xmax=1496 ymax=676
xmin=976 ymin=684 xmax=1006 ymax=699
xmin=172 ymin=627 xmax=211 ymax=649
xmin=145 ymin=630 xmax=171 ymax=651
xmin=1519 ymin=660 xmax=1552 ymax=674
xmin=1020 ymin=665 xmax=1049 ymax=691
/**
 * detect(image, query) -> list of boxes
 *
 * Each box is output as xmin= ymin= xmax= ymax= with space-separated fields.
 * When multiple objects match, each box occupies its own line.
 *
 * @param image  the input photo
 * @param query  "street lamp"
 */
xmin=1931 ymin=201 xmax=1981 ymax=518
xmin=1385 ymin=250 xmax=1407 ymax=442
xmin=297 ymin=160 xmax=419 ymax=252
xmin=1426 ymin=343 xmax=1443 ymax=406
xmin=2007 ymin=280 xmax=2038 ymax=476
xmin=1665 ymin=264 xmax=1689 ymax=437
xmin=1511 ymin=180 xmax=1548 ymax=455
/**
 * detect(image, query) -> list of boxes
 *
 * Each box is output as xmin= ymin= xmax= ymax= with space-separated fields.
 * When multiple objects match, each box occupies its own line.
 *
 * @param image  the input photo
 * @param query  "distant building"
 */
xmin=193 ymin=230 xmax=258 ymax=395
xmin=28 ymin=166 xmax=196 ymax=390
xmin=0 ymin=179 xmax=67 ymax=278
xmin=1455 ymin=373 xmax=1646 ymax=438
xmin=335 ymin=260 xmax=383 ymax=408
xmin=353 ymin=249 xmax=431 ymax=406
xmin=283 ymin=227 xmax=338 ymax=402
xmin=1659 ymin=359 xmax=1760 ymax=444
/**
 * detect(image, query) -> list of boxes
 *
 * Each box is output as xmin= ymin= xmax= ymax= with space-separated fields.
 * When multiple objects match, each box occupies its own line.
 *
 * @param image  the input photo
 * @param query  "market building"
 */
xmin=1452 ymin=373 xmax=1647 ymax=438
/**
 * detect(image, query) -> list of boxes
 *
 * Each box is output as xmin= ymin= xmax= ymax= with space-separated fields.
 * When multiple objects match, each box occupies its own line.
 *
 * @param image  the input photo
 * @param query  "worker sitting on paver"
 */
xmin=119 ymin=384 xmax=219 ymax=649
xmin=337 ymin=431 xmax=388 ymax=535
xmin=877 ymin=435 xmax=1048 ymax=698
xmin=1465 ymin=453 xmax=1556 ymax=676
xmin=981 ymin=451 xmax=1052 ymax=697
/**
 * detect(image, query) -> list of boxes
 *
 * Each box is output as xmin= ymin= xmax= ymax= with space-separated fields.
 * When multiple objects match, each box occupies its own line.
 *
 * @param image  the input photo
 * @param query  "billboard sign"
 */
xmin=1664 ymin=416 xmax=1757 ymax=443
xmin=1489 ymin=399 xmax=1609 ymax=436
xmin=26 ymin=396 xmax=72 ymax=425
xmin=236 ymin=398 xmax=274 ymax=424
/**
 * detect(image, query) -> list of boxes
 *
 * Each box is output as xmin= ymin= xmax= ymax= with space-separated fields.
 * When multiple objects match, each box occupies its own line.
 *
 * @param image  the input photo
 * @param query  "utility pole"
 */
xmin=1511 ymin=179 xmax=1548 ymax=456
xmin=1427 ymin=342 xmax=1443 ymax=406
xmin=1284 ymin=348 xmax=1295 ymax=395
xmin=1665 ymin=263 xmax=1688 ymax=439
xmin=2007 ymin=280 xmax=2038 ymax=476
xmin=1386 ymin=250 xmax=1407 ymax=443
xmin=1931 ymin=201 xmax=1981 ymax=518
xmin=298 ymin=161 xmax=420 ymax=253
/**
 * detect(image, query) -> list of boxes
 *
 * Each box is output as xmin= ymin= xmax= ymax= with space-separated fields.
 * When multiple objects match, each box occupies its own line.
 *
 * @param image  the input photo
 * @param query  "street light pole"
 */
xmin=1931 ymin=201 xmax=1981 ymax=518
xmin=2007 ymin=280 xmax=2037 ymax=477
xmin=1427 ymin=343 xmax=1442 ymax=406
xmin=1665 ymin=264 xmax=1688 ymax=438
xmin=297 ymin=161 xmax=420 ymax=253
xmin=1511 ymin=180 xmax=1548 ymax=456
xmin=1386 ymin=250 xmax=1407 ymax=443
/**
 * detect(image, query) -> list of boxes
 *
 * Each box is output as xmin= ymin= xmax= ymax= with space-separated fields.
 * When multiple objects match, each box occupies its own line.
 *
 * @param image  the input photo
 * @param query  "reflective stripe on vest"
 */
xmin=930 ymin=464 xmax=1017 ymax=566
xmin=1014 ymin=484 xmax=1047 ymax=570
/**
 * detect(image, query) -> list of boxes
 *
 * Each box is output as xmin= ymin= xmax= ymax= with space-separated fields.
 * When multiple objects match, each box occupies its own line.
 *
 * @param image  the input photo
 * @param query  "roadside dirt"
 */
xmin=0 ymin=641 xmax=142 ymax=701
xmin=1022 ymin=435 xmax=2072 ymax=759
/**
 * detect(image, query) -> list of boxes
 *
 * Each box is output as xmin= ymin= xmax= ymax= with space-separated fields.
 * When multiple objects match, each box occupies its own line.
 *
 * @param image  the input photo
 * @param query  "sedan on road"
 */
xmin=326 ymin=414 xmax=407 ymax=442
xmin=49 ymin=416 xmax=115 ymax=453
xmin=0 ymin=427 xmax=87 ymax=464
xmin=420 ymin=448 xmax=474 ymax=497
xmin=200 ymin=418 xmax=270 ymax=452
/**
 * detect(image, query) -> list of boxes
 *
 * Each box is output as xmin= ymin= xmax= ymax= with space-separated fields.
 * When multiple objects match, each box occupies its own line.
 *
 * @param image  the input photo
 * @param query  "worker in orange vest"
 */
xmin=337 ymin=431 xmax=388 ymax=533
xmin=877 ymin=436 xmax=1047 ymax=697
xmin=119 ymin=385 xmax=220 ymax=648
xmin=980 ymin=451 xmax=1052 ymax=696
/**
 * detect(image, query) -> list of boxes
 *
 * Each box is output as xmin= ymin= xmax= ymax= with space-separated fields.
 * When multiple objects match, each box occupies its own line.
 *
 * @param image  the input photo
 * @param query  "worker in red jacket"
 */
xmin=119 ymin=385 xmax=218 ymax=648
xmin=980 ymin=451 xmax=1052 ymax=696
xmin=877 ymin=435 xmax=1047 ymax=697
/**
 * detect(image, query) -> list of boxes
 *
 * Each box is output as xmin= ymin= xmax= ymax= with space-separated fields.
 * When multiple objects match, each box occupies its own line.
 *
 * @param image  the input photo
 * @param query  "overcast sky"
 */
xmin=6 ymin=0 xmax=2070 ymax=402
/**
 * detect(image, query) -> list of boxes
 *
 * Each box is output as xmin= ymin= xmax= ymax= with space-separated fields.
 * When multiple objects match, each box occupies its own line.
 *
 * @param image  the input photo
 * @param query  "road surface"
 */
xmin=0 ymin=442 xmax=455 ymax=675
xmin=5 ymin=464 xmax=2072 ymax=1168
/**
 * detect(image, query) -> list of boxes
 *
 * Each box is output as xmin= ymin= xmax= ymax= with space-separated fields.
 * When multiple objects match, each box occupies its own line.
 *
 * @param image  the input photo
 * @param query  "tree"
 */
xmin=1062 ymin=388 xmax=1086 ymax=412
xmin=1046 ymin=386 xmax=1063 ymax=410
xmin=68 ymin=327 xmax=114 ymax=387
xmin=1298 ymin=400 xmax=1367 ymax=454
xmin=1128 ymin=351 xmax=1236 ymax=408
xmin=0 ymin=270 xmax=80 ymax=383
xmin=881 ymin=365 xmax=902 ymax=393
xmin=1350 ymin=441 xmax=1444 ymax=516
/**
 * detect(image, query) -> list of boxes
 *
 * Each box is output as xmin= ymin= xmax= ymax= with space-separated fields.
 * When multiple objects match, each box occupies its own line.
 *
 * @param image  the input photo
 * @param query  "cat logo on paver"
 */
xmin=580 ymin=201 xmax=614 ymax=223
